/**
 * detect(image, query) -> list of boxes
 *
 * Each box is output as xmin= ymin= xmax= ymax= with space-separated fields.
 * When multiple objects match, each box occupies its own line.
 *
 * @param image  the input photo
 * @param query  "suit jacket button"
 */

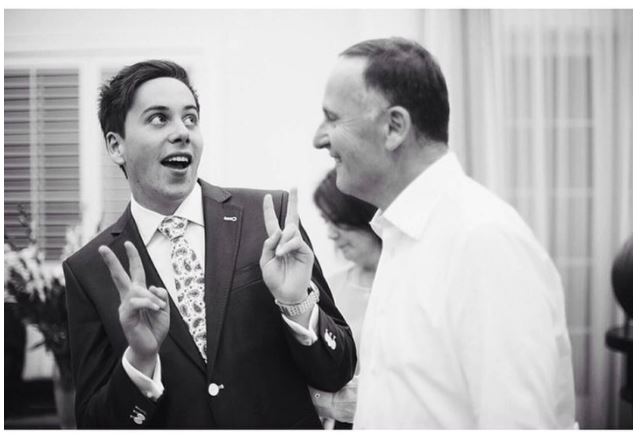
xmin=208 ymin=383 xmax=220 ymax=396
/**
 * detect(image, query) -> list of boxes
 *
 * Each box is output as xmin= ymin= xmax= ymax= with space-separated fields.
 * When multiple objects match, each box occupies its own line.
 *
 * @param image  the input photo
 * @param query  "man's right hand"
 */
xmin=99 ymin=241 xmax=170 ymax=377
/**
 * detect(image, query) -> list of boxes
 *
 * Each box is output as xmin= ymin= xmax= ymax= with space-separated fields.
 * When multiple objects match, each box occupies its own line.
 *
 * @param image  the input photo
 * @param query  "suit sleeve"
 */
xmin=275 ymin=191 xmax=357 ymax=392
xmin=63 ymin=260 xmax=160 ymax=428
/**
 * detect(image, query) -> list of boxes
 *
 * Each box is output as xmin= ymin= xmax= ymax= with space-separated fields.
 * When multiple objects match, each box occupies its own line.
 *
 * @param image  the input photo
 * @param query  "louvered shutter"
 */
xmin=4 ymin=69 xmax=80 ymax=260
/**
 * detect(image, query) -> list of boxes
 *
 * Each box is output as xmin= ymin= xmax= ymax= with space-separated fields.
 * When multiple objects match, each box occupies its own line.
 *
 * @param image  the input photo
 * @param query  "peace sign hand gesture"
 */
xmin=260 ymin=189 xmax=315 ymax=306
xmin=99 ymin=241 xmax=170 ymax=375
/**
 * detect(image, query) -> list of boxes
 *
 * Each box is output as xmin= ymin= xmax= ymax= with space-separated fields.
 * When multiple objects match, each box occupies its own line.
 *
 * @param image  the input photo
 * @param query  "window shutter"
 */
xmin=4 ymin=70 xmax=34 ymax=250
xmin=4 ymin=69 xmax=80 ymax=260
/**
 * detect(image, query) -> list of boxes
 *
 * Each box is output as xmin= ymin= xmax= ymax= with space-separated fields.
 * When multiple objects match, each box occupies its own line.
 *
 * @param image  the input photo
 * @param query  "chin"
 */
xmin=163 ymin=180 xmax=195 ymax=201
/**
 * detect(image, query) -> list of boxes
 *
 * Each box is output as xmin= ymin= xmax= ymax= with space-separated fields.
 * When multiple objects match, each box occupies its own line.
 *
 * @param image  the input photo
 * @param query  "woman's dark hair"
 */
xmin=313 ymin=169 xmax=379 ymax=238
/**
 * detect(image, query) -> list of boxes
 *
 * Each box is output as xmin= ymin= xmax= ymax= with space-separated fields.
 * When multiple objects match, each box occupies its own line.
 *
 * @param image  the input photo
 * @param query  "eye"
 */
xmin=324 ymin=110 xmax=338 ymax=123
xmin=149 ymin=113 xmax=167 ymax=126
xmin=183 ymin=113 xmax=199 ymax=127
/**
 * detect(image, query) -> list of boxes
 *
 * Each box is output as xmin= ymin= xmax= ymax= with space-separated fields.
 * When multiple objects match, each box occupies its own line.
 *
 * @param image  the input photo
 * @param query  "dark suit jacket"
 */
xmin=63 ymin=180 xmax=356 ymax=429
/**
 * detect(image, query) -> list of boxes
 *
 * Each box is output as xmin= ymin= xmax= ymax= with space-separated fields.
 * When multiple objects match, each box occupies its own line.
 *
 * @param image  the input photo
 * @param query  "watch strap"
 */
xmin=275 ymin=282 xmax=320 ymax=317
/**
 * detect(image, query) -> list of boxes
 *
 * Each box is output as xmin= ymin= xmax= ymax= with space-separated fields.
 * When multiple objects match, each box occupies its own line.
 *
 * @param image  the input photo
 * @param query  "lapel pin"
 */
xmin=130 ymin=405 xmax=147 ymax=425
xmin=223 ymin=216 xmax=237 ymax=222
xmin=324 ymin=329 xmax=337 ymax=350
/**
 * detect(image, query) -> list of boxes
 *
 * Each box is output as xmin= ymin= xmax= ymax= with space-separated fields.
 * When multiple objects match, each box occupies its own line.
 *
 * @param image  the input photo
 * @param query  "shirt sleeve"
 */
xmin=281 ymin=304 xmax=319 ymax=345
xmin=121 ymin=348 xmax=164 ymax=401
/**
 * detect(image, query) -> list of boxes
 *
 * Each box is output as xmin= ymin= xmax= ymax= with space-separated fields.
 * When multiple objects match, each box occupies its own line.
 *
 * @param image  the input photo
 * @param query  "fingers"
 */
xmin=263 ymin=230 xmax=283 ymax=253
xmin=263 ymin=194 xmax=282 ymax=237
xmin=122 ymin=286 xmax=168 ymax=314
xmin=149 ymin=285 xmax=169 ymax=303
xmin=99 ymin=245 xmax=131 ymax=296
xmin=125 ymin=241 xmax=146 ymax=286
xmin=264 ymin=189 xmax=300 ymax=238
xmin=126 ymin=296 xmax=164 ymax=312
xmin=260 ymin=230 xmax=282 ymax=267
xmin=263 ymin=189 xmax=307 ymax=258
xmin=322 ymin=418 xmax=336 ymax=430
xmin=275 ymin=224 xmax=302 ymax=257
xmin=149 ymin=286 xmax=170 ymax=312
xmin=284 ymin=188 xmax=299 ymax=228
xmin=275 ymin=234 xmax=308 ymax=258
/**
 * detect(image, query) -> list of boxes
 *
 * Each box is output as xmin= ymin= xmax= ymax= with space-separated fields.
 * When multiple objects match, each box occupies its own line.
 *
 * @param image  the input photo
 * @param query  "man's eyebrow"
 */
xmin=142 ymin=105 xmax=170 ymax=114
xmin=141 ymin=104 xmax=199 ymax=114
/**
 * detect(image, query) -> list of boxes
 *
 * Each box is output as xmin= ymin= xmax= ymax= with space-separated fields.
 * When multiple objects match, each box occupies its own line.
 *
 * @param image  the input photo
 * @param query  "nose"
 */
xmin=169 ymin=118 xmax=190 ymax=144
xmin=313 ymin=121 xmax=329 ymax=150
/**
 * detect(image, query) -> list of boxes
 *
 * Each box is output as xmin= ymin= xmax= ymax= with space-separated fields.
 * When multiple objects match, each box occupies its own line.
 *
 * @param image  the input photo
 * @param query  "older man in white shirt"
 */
xmin=312 ymin=37 xmax=576 ymax=429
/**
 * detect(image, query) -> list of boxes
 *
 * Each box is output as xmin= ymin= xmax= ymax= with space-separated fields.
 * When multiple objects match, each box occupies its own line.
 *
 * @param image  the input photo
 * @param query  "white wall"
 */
xmin=5 ymin=9 xmax=424 ymax=277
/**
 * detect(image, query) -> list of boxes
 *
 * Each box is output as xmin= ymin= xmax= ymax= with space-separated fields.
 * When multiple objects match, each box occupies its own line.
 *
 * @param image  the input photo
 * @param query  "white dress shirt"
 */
xmin=353 ymin=152 xmax=576 ymax=429
xmin=123 ymin=183 xmax=319 ymax=399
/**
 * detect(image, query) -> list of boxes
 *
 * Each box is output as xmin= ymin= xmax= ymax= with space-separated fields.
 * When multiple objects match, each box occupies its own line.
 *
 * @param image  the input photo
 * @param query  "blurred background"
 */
xmin=3 ymin=9 xmax=632 ymax=429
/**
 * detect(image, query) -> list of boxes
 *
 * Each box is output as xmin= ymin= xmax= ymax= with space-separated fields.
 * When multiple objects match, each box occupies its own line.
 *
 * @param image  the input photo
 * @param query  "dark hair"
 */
xmin=341 ymin=37 xmax=449 ymax=144
xmin=313 ymin=169 xmax=379 ymax=238
xmin=98 ymin=59 xmax=200 ymax=139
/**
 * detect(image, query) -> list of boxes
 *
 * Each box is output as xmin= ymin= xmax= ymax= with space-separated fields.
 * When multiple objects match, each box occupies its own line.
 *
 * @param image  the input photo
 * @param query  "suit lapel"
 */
xmin=110 ymin=205 xmax=206 ymax=373
xmin=201 ymin=188 xmax=242 ymax=373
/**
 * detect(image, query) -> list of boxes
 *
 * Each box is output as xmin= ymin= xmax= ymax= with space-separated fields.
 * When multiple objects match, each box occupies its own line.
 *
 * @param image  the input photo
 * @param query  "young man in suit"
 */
xmin=63 ymin=60 xmax=356 ymax=428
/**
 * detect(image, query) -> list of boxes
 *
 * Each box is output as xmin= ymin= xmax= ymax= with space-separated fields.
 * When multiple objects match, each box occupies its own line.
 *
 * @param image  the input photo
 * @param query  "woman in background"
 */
xmin=314 ymin=168 xmax=381 ymax=353
xmin=311 ymin=168 xmax=381 ymax=429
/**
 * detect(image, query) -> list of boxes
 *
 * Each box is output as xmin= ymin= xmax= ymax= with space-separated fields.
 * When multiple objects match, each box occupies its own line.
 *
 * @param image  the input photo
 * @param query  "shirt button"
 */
xmin=314 ymin=393 xmax=320 ymax=399
xmin=208 ymin=383 xmax=220 ymax=396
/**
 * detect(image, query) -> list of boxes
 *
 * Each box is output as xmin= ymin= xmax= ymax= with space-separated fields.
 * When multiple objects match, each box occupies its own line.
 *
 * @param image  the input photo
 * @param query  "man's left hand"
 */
xmin=260 ymin=188 xmax=314 ymax=304
xmin=309 ymin=376 xmax=359 ymax=424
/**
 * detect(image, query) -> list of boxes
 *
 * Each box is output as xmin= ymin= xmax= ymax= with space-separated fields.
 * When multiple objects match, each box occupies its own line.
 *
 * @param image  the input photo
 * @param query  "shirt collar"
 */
xmin=371 ymin=151 xmax=465 ymax=240
xmin=130 ymin=183 xmax=205 ymax=246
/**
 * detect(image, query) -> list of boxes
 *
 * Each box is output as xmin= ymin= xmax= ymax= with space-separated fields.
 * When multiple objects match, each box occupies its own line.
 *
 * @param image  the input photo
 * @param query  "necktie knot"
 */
xmin=159 ymin=215 xmax=188 ymax=241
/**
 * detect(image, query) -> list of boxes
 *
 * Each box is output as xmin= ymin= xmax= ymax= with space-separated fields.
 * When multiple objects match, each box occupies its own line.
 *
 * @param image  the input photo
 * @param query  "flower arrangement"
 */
xmin=4 ymin=208 xmax=98 ymax=391
xmin=4 ymin=241 xmax=71 ymax=389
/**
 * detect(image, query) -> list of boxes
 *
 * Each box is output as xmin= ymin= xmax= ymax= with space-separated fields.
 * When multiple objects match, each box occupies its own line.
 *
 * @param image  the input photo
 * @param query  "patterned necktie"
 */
xmin=158 ymin=215 xmax=207 ymax=362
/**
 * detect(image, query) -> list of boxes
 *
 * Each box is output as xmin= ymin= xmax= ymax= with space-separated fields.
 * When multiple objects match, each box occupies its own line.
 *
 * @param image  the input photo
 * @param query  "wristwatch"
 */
xmin=274 ymin=281 xmax=320 ymax=317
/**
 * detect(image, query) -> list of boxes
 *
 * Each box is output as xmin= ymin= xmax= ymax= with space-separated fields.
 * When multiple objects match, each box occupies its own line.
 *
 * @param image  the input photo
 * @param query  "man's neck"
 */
xmin=131 ymin=191 xmax=187 ymax=216
xmin=376 ymin=141 xmax=448 ymax=211
xmin=138 ymin=199 xmax=182 ymax=216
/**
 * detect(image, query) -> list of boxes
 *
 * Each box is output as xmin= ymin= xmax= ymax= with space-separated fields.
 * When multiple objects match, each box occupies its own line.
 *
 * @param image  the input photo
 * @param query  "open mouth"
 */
xmin=161 ymin=153 xmax=192 ymax=170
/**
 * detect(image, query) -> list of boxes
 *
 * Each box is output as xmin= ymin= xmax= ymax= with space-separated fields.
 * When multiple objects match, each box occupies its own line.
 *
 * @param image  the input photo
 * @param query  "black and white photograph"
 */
xmin=3 ymin=6 xmax=634 ymax=432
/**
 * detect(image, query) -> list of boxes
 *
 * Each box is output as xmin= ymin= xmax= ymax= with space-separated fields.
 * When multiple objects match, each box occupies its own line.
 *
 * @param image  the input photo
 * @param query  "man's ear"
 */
xmin=384 ymin=106 xmax=411 ymax=152
xmin=105 ymin=132 xmax=126 ymax=167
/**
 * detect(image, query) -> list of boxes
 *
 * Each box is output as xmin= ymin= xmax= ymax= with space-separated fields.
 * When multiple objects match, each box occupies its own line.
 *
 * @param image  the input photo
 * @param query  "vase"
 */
xmin=52 ymin=363 xmax=76 ymax=429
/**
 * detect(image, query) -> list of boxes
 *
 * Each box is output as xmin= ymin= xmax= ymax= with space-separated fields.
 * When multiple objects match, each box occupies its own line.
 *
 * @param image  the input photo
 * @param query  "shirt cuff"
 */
xmin=121 ymin=347 xmax=164 ymax=401
xmin=281 ymin=304 xmax=319 ymax=346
